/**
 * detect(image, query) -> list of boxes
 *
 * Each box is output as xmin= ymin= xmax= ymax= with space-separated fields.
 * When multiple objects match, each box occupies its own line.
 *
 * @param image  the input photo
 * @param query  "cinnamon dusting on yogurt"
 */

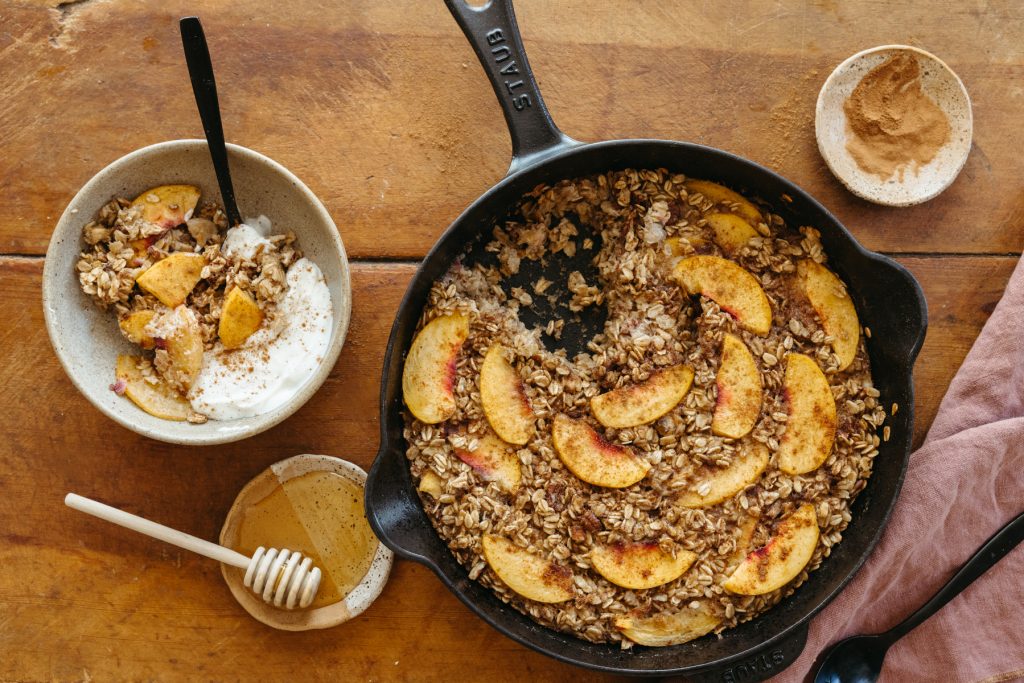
xmin=188 ymin=220 xmax=333 ymax=420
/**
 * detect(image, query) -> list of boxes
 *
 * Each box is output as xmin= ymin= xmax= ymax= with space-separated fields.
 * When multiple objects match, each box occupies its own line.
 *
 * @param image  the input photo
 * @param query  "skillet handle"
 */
xmin=445 ymin=0 xmax=580 ymax=175
xmin=365 ymin=439 xmax=438 ymax=564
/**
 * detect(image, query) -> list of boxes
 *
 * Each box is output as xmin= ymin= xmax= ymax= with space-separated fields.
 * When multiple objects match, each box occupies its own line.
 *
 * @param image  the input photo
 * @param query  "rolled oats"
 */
xmin=403 ymin=169 xmax=883 ymax=645
xmin=76 ymin=193 xmax=303 ymax=418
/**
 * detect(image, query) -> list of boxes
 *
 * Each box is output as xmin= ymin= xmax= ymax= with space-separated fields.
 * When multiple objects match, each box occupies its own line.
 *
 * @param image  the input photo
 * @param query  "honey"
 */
xmin=234 ymin=470 xmax=378 ymax=610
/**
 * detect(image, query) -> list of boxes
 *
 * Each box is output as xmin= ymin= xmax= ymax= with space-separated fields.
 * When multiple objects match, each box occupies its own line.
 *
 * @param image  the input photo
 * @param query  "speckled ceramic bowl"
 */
xmin=816 ymin=45 xmax=972 ymax=206
xmin=42 ymin=140 xmax=351 ymax=445
xmin=219 ymin=454 xmax=393 ymax=631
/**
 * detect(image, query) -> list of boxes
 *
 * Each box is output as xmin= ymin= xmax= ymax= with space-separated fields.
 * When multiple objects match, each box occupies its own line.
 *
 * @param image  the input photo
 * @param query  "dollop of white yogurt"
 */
xmin=222 ymin=218 xmax=273 ymax=260
xmin=188 ymin=220 xmax=333 ymax=420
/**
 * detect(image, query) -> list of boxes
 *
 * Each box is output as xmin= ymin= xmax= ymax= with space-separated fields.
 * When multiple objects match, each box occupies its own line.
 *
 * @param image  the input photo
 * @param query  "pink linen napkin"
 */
xmin=772 ymin=256 xmax=1024 ymax=683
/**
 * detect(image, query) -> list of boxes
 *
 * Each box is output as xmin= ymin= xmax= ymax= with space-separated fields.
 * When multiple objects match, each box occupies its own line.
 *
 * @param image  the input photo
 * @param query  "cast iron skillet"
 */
xmin=366 ymin=1 xmax=928 ymax=679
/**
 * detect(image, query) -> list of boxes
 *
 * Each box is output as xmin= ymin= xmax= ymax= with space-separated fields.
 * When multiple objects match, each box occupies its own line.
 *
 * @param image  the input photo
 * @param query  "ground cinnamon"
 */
xmin=843 ymin=52 xmax=950 ymax=181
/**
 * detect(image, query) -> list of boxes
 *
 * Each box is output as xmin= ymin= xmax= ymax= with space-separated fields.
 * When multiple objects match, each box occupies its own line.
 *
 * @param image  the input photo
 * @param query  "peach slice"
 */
xmin=454 ymin=432 xmax=522 ymax=493
xmin=131 ymin=184 xmax=201 ymax=229
xmin=722 ymin=503 xmax=820 ymax=595
xmin=118 ymin=310 xmax=157 ymax=349
xmin=219 ymin=287 xmax=264 ymax=349
xmin=128 ymin=235 xmax=159 ymax=262
xmin=777 ymin=353 xmax=837 ymax=475
xmin=712 ymin=334 xmax=763 ymax=438
xmin=614 ymin=604 xmax=720 ymax=647
xmin=726 ymin=513 xmax=760 ymax=573
xmin=135 ymin=253 xmax=205 ymax=308
xmin=705 ymin=212 xmax=758 ymax=255
xmin=551 ymin=415 xmax=651 ymax=488
xmin=481 ymin=534 xmax=574 ymax=603
xmin=402 ymin=313 xmax=470 ymax=424
xmin=590 ymin=542 xmax=697 ymax=590
xmin=158 ymin=306 xmax=204 ymax=391
xmin=684 ymin=179 xmax=763 ymax=227
xmin=417 ymin=471 xmax=444 ymax=499
xmin=115 ymin=355 xmax=191 ymax=421
xmin=677 ymin=441 xmax=770 ymax=509
xmin=480 ymin=345 xmax=534 ymax=445
xmin=665 ymin=234 xmax=707 ymax=256
xmin=673 ymin=256 xmax=772 ymax=336
xmin=590 ymin=364 xmax=694 ymax=429
xmin=665 ymin=236 xmax=684 ymax=256
xmin=797 ymin=259 xmax=861 ymax=371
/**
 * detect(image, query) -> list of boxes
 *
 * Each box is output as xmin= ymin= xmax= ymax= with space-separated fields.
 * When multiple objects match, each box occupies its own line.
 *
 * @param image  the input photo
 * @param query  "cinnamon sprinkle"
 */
xmin=844 ymin=52 xmax=951 ymax=181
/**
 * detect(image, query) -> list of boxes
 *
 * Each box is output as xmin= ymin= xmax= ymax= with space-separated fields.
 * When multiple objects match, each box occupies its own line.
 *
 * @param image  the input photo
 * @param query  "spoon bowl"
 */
xmin=813 ymin=635 xmax=889 ymax=683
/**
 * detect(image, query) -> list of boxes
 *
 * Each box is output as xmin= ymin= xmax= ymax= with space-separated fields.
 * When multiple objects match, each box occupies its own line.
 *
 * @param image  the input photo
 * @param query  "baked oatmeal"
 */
xmin=401 ymin=169 xmax=886 ymax=647
xmin=76 ymin=185 xmax=332 ymax=422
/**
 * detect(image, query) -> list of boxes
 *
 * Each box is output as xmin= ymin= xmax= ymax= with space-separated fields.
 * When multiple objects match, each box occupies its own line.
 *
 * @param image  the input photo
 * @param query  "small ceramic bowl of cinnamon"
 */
xmin=816 ymin=45 xmax=972 ymax=207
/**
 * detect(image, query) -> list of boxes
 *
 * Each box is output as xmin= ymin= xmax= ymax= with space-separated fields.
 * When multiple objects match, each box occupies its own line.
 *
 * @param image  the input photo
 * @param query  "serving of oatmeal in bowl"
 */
xmin=43 ymin=140 xmax=350 ymax=445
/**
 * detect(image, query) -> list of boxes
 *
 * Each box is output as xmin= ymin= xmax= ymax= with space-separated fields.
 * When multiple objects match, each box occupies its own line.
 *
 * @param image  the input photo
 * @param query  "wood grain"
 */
xmin=0 ymin=254 xmax=1014 ymax=681
xmin=2 ymin=1 xmax=1023 ymax=258
xmin=2 ymin=1 xmax=1022 ymax=680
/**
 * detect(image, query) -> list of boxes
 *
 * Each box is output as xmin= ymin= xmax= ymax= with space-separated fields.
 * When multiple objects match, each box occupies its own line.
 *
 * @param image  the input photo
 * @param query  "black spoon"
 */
xmin=179 ymin=16 xmax=242 ymax=227
xmin=814 ymin=509 xmax=1024 ymax=683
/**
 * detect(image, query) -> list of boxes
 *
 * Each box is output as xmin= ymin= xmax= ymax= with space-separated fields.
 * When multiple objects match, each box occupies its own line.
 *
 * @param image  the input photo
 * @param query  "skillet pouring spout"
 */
xmin=366 ymin=0 xmax=927 ymax=678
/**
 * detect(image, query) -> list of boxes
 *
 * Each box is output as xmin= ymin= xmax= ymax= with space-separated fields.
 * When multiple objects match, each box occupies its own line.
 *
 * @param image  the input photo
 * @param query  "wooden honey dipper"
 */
xmin=65 ymin=493 xmax=322 ymax=610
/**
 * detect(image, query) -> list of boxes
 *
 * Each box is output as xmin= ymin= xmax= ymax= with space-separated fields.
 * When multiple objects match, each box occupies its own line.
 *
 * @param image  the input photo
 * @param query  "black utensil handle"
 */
xmin=444 ymin=0 xmax=579 ymax=175
xmin=886 ymin=509 xmax=1024 ymax=643
xmin=179 ymin=16 xmax=242 ymax=227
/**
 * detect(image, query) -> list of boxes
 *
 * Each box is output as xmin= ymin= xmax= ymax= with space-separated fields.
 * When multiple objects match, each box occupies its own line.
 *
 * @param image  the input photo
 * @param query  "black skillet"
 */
xmin=365 ymin=1 xmax=928 ymax=679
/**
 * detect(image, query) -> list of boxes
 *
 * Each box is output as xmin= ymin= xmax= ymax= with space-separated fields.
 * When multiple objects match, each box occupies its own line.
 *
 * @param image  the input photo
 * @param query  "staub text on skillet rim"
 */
xmin=365 ymin=1 xmax=928 ymax=679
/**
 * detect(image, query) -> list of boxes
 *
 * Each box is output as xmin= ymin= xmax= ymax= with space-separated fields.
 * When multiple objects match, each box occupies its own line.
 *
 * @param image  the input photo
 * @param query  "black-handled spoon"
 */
xmin=179 ymin=16 xmax=242 ymax=227
xmin=813 ymin=509 xmax=1024 ymax=683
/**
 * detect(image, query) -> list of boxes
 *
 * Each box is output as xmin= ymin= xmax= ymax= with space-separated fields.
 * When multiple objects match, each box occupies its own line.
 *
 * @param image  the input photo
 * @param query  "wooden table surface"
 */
xmin=2 ymin=1 xmax=1022 ymax=681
